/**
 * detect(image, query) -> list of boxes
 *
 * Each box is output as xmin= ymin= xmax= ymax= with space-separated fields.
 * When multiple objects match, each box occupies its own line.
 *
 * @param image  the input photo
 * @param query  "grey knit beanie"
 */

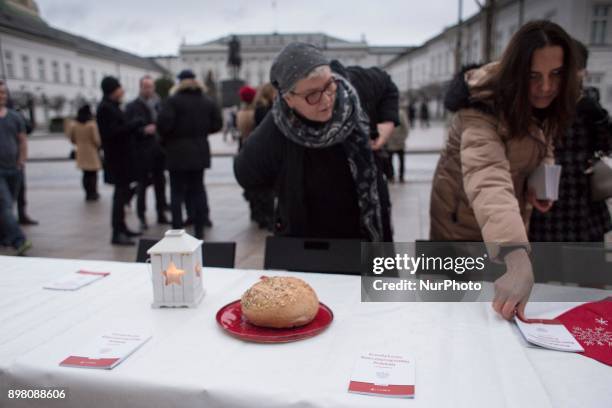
xmin=270 ymin=42 xmax=330 ymax=94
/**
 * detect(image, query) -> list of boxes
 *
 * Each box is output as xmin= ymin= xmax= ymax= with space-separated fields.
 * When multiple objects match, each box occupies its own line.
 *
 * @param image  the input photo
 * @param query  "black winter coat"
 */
xmin=331 ymin=61 xmax=400 ymax=137
xmin=254 ymin=104 xmax=272 ymax=126
xmin=234 ymin=65 xmax=398 ymax=241
xmin=125 ymin=97 xmax=164 ymax=176
xmin=96 ymin=97 xmax=144 ymax=184
xmin=529 ymin=91 xmax=612 ymax=241
xmin=157 ymin=81 xmax=223 ymax=171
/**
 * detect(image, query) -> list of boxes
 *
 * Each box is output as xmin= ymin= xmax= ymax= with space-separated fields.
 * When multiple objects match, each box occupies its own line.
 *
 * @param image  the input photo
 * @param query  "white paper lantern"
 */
xmin=148 ymin=229 xmax=204 ymax=308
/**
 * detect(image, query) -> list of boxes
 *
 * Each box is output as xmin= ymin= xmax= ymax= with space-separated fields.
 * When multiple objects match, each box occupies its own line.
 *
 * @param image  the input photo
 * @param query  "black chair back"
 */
xmin=136 ymin=239 xmax=236 ymax=268
xmin=203 ymin=242 xmax=237 ymax=268
xmin=263 ymin=236 xmax=361 ymax=274
xmin=560 ymin=244 xmax=612 ymax=286
xmin=135 ymin=239 xmax=157 ymax=264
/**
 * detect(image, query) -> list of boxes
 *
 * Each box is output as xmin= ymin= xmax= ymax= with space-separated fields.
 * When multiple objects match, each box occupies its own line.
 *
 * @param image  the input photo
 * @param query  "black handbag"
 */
xmin=589 ymin=152 xmax=612 ymax=202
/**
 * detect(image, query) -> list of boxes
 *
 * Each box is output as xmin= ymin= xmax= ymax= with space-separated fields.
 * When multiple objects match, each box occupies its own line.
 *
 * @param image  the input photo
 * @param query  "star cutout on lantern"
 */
xmin=195 ymin=262 xmax=202 ymax=277
xmin=163 ymin=261 xmax=185 ymax=286
xmin=595 ymin=317 xmax=608 ymax=326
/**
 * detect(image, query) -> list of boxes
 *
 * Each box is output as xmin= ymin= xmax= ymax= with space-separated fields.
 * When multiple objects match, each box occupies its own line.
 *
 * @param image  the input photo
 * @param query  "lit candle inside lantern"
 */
xmin=163 ymin=261 xmax=185 ymax=286
xmin=195 ymin=262 xmax=202 ymax=277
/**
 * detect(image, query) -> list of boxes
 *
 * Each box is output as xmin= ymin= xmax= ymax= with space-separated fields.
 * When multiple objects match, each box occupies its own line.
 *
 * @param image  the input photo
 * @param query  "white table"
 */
xmin=0 ymin=256 xmax=610 ymax=408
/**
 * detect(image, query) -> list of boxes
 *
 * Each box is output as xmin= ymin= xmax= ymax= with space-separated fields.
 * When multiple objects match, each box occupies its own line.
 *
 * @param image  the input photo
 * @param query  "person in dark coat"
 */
xmin=125 ymin=75 xmax=170 ymax=231
xmin=408 ymin=102 xmax=416 ymax=129
xmin=5 ymin=94 xmax=38 ymax=226
xmin=15 ymin=108 xmax=37 ymax=225
xmin=245 ymin=83 xmax=277 ymax=230
xmin=234 ymin=42 xmax=396 ymax=242
xmin=529 ymin=40 xmax=612 ymax=242
xmin=330 ymin=60 xmax=399 ymax=239
xmin=0 ymin=80 xmax=31 ymax=255
xmin=419 ymin=100 xmax=430 ymax=128
xmin=157 ymin=70 xmax=223 ymax=239
xmin=96 ymin=76 xmax=144 ymax=246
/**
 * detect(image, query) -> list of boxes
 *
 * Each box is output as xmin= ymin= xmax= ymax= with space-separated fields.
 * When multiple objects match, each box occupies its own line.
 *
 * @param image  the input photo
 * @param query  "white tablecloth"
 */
xmin=0 ymin=256 xmax=610 ymax=407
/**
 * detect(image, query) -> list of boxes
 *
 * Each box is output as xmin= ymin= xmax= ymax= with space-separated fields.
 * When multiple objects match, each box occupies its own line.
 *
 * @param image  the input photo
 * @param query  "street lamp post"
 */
xmin=455 ymin=0 xmax=464 ymax=73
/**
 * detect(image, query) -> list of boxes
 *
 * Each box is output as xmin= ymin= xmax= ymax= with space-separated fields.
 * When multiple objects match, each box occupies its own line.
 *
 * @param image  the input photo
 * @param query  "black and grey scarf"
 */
xmin=272 ymin=75 xmax=383 ymax=242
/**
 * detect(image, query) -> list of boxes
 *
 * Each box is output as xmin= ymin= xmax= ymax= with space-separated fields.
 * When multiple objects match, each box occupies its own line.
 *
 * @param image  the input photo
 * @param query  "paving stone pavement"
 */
xmin=3 ymin=125 xmax=444 ymax=268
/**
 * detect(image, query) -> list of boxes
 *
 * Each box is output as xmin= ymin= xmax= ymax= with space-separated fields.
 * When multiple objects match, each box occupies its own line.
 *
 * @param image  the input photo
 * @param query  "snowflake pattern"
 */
xmin=595 ymin=317 xmax=608 ymax=326
xmin=572 ymin=326 xmax=612 ymax=347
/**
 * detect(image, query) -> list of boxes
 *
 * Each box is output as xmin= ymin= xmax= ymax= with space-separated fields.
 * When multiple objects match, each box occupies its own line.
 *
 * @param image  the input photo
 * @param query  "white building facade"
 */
xmin=385 ymin=0 xmax=612 ymax=115
xmin=155 ymin=33 xmax=408 ymax=88
xmin=0 ymin=0 xmax=165 ymax=127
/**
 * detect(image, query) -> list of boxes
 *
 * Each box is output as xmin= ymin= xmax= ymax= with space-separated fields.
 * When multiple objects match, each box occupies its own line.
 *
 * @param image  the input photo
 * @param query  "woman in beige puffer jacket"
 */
xmin=429 ymin=20 xmax=580 ymax=320
xmin=430 ymin=63 xmax=554 ymax=251
xmin=69 ymin=104 xmax=101 ymax=201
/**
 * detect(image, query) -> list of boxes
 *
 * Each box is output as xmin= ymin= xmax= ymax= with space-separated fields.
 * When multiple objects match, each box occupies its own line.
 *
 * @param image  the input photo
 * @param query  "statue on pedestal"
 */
xmin=227 ymin=35 xmax=242 ymax=80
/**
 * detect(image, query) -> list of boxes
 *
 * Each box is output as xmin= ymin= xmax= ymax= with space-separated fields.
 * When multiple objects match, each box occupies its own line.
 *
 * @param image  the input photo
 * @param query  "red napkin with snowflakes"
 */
xmin=554 ymin=297 xmax=612 ymax=366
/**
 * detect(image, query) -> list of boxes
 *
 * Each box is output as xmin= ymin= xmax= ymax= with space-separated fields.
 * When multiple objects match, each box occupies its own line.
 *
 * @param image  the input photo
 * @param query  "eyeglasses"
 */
xmin=290 ymin=78 xmax=338 ymax=105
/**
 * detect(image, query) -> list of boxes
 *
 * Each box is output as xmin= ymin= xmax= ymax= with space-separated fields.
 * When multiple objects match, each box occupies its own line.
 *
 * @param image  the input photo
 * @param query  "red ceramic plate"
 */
xmin=216 ymin=300 xmax=333 ymax=343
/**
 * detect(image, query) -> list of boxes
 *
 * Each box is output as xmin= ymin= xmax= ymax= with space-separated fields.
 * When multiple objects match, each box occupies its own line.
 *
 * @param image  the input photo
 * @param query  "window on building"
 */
xmin=433 ymin=55 xmax=437 ymax=76
xmin=21 ymin=55 xmax=31 ymax=80
xmin=4 ymin=51 xmax=14 ymax=78
xmin=78 ymin=68 xmax=85 ymax=86
xmin=509 ymin=25 xmax=517 ymax=39
xmin=445 ymin=52 xmax=450 ymax=74
xmin=65 ymin=63 xmax=71 ymax=83
xmin=408 ymin=67 xmax=412 ymax=88
xmin=494 ymin=30 xmax=503 ymax=59
xmin=37 ymin=58 xmax=45 ymax=81
xmin=91 ymin=70 xmax=97 ymax=87
xmin=430 ymin=56 xmax=435 ymax=78
xmin=52 ymin=61 xmax=60 ymax=83
xmin=591 ymin=4 xmax=610 ymax=45
xmin=586 ymin=72 xmax=604 ymax=86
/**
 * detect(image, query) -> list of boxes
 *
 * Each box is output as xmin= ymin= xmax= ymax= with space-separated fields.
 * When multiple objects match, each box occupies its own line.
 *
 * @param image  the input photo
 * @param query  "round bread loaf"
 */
xmin=241 ymin=276 xmax=319 ymax=328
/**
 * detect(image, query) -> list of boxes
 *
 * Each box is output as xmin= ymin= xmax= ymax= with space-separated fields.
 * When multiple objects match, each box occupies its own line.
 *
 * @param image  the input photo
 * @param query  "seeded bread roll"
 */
xmin=241 ymin=276 xmax=319 ymax=328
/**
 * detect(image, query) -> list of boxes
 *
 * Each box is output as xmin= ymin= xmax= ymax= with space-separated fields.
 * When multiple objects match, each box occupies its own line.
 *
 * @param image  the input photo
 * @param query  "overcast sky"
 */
xmin=36 ymin=0 xmax=481 ymax=57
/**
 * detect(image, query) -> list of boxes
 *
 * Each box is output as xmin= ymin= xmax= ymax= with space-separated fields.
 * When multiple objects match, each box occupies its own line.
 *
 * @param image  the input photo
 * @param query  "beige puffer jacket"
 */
xmin=429 ymin=63 xmax=553 ymax=259
xmin=69 ymin=120 xmax=102 ymax=171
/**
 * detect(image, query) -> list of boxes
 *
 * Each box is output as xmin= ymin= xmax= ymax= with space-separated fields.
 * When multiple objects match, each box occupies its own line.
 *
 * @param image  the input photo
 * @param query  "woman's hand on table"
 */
xmin=493 ymin=248 xmax=534 ymax=320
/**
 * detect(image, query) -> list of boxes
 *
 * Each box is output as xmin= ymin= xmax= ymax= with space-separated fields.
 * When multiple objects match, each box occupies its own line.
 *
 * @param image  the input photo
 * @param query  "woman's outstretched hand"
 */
xmin=493 ymin=248 xmax=534 ymax=320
